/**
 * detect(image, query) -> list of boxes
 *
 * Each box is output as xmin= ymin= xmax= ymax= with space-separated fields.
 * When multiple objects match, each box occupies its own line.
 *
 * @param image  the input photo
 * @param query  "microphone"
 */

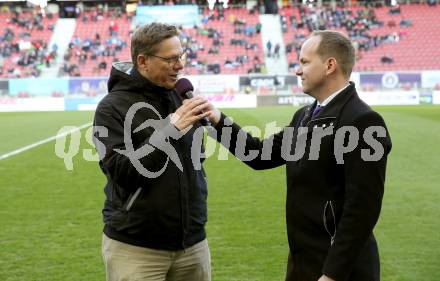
xmin=175 ymin=78 xmax=210 ymax=126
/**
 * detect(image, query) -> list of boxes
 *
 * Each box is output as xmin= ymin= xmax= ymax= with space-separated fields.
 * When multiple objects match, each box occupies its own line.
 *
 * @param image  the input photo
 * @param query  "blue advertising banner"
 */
xmin=421 ymin=71 xmax=440 ymax=88
xmin=360 ymin=72 xmax=422 ymax=89
xmin=419 ymin=91 xmax=433 ymax=104
xmin=64 ymin=96 xmax=104 ymax=111
xmin=68 ymin=77 xmax=108 ymax=96
xmin=136 ymin=5 xmax=200 ymax=27
xmin=9 ymin=78 xmax=69 ymax=97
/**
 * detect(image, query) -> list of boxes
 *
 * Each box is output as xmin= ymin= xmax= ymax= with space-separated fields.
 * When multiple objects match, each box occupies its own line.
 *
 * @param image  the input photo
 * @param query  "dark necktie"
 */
xmin=311 ymin=105 xmax=323 ymax=119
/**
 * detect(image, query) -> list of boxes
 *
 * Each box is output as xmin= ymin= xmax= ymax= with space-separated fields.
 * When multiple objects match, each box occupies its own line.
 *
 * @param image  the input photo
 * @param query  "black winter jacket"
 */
xmin=214 ymin=83 xmax=392 ymax=281
xmin=93 ymin=62 xmax=208 ymax=250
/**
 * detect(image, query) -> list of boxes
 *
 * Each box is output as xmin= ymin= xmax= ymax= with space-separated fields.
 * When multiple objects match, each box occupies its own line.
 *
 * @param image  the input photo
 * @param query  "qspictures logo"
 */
xmin=54 ymin=102 xmax=387 ymax=178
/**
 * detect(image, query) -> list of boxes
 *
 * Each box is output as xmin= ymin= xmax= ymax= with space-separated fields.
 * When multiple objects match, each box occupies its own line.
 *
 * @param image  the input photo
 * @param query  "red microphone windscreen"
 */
xmin=175 ymin=78 xmax=194 ymax=98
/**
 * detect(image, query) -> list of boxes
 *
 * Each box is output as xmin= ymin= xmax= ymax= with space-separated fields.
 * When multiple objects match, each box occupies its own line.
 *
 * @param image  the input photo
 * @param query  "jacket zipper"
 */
xmin=323 ymin=200 xmax=337 ymax=246
xmin=173 ymin=139 xmax=187 ymax=250
xmin=125 ymin=187 xmax=142 ymax=211
xmin=167 ymin=95 xmax=188 ymax=250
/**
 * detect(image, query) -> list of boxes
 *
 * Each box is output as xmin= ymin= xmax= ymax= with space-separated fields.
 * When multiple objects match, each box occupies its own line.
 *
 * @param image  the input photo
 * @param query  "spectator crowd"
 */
xmin=0 ymin=6 xmax=57 ymax=78
xmin=281 ymin=2 xmax=416 ymax=70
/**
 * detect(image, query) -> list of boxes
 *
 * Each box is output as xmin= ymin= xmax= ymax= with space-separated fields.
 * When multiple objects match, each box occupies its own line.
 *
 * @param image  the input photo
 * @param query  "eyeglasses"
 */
xmin=148 ymin=52 xmax=187 ymax=67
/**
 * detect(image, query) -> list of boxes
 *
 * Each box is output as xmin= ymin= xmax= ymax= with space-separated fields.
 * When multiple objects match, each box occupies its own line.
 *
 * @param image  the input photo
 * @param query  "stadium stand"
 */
xmin=60 ymin=7 xmax=131 ymax=77
xmin=354 ymin=3 xmax=440 ymax=71
xmin=180 ymin=5 xmax=264 ymax=75
xmin=281 ymin=2 xmax=440 ymax=72
xmin=0 ymin=7 xmax=58 ymax=78
xmin=62 ymin=3 xmax=263 ymax=76
xmin=2 ymin=1 xmax=440 ymax=77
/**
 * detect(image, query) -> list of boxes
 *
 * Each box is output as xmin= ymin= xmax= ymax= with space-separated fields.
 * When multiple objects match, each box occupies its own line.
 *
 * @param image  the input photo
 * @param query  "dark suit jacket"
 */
xmin=214 ymin=83 xmax=392 ymax=281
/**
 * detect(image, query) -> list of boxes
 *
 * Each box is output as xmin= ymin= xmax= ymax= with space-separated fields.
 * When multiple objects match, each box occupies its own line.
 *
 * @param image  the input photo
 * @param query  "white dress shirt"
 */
xmin=317 ymin=84 xmax=350 ymax=107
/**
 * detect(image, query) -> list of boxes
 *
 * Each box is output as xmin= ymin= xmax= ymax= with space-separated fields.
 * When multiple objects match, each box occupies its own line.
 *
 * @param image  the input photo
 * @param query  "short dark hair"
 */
xmin=131 ymin=22 xmax=180 ymax=68
xmin=311 ymin=30 xmax=355 ymax=77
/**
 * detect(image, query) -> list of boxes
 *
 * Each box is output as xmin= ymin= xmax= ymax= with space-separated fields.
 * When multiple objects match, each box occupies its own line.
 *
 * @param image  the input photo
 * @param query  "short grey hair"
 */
xmin=131 ymin=22 xmax=180 ymax=68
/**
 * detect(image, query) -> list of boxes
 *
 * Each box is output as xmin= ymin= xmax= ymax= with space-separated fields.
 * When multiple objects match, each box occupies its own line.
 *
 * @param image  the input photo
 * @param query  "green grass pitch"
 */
xmin=0 ymin=105 xmax=439 ymax=281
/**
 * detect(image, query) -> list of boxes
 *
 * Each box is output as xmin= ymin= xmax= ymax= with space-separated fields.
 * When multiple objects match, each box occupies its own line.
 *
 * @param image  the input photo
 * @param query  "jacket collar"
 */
xmin=108 ymin=62 xmax=174 ymax=103
xmin=130 ymin=67 xmax=173 ymax=103
xmin=302 ymin=82 xmax=357 ymax=126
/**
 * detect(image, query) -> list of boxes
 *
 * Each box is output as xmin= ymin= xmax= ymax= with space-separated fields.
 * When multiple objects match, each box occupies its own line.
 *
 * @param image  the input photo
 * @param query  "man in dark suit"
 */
xmin=205 ymin=30 xmax=392 ymax=281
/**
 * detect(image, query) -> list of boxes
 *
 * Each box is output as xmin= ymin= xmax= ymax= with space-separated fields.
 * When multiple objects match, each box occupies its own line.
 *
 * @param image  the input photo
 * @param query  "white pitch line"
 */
xmin=0 ymin=122 xmax=93 ymax=161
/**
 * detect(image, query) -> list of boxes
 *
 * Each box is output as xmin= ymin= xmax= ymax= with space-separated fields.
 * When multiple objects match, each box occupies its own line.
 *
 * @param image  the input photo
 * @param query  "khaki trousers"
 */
xmin=102 ymin=234 xmax=211 ymax=281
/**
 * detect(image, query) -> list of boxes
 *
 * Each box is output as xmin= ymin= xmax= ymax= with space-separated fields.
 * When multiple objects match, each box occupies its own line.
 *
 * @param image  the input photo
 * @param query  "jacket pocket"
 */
xmin=323 ymin=200 xmax=337 ymax=246
xmin=124 ymin=187 xmax=142 ymax=211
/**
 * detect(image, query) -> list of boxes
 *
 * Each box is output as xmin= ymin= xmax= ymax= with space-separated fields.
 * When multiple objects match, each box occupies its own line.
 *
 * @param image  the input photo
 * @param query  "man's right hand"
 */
xmin=205 ymin=100 xmax=221 ymax=125
xmin=172 ymin=96 xmax=211 ymax=131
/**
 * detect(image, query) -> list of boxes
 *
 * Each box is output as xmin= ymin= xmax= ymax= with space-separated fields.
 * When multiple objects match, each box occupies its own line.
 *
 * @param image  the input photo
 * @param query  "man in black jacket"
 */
xmin=93 ymin=23 xmax=212 ymax=281
xmin=207 ymin=30 xmax=392 ymax=281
